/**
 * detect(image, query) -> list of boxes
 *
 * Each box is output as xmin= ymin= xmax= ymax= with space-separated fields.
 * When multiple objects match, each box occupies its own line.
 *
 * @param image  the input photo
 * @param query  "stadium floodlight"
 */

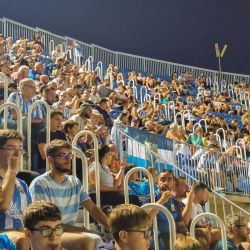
xmin=215 ymin=44 xmax=228 ymax=83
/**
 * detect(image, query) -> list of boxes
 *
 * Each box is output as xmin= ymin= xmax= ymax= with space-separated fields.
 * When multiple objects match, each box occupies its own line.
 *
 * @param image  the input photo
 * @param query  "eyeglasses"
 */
xmin=235 ymin=225 xmax=248 ymax=228
xmin=53 ymin=154 xmax=74 ymax=160
xmin=23 ymin=85 xmax=36 ymax=89
xmin=28 ymin=226 xmax=65 ymax=237
xmin=0 ymin=148 xmax=25 ymax=155
xmin=126 ymin=230 xmax=151 ymax=239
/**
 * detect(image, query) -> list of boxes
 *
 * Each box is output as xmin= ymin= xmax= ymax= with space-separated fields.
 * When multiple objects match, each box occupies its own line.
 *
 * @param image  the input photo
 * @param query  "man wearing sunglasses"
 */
xmin=30 ymin=140 xmax=109 ymax=250
xmin=23 ymin=200 xmax=66 ymax=250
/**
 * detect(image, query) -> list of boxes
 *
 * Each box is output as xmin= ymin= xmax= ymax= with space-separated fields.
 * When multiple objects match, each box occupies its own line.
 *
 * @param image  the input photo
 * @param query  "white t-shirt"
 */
xmin=88 ymin=162 xmax=114 ymax=194
xmin=69 ymin=114 xmax=92 ymax=131
xmin=89 ymin=93 xmax=100 ymax=103
xmin=117 ymin=92 xmax=126 ymax=98
xmin=51 ymin=50 xmax=62 ymax=59
xmin=65 ymin=101 xmax=76 ymax=115
xmin=52 ymin=78 xmax=68 ymax=91
xmin=182 ymin=198 xmax=204 ymax=223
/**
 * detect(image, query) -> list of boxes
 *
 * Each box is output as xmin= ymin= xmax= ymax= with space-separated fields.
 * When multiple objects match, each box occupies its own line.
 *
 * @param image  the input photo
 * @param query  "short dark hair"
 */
xmin=173 ymin=176 xmax=186 ymax=187
xmin=118 ymin=113 xmax=127 ymax=122
xmin=50 ymin=109 xmax=63 ymax=119
xmin=22 ymin=200 xmax=61 ymax=229
xmin=40 ymin=84 xmax=47 ymax=94
xmin=63 ymin=120 xmax=79 ymax=133
xmin=191 ymin=181 xmax=208 ymax=193
xmin=124 ymin=164 xmax=137 ymax=175
xmin=44 ymin=86 xmax=55 ymax=95
xmin=98 ymin=97 xmax=108 ymax=105
xmin=45 ymin=140 xmax=72 ymax=157
xmin=73 ymin=84 xmax=82 ymax=90
xmin=98 ymin=144 xmax=110 ymax=163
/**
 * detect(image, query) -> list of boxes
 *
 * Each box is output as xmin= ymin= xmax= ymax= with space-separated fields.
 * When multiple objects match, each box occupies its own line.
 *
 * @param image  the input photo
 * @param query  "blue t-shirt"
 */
xmin=128 ymin=180 xmax=143 ymax=197
xmin=0 ymin=234 xmax=16 ymax=250
xmin=140 ymin=181 xmax=158 ymax=195
xmin=142 ymin=191 xmax=183 ymax=233
xmin=28 ymin=69 xmax=42 ymax=81
xmin=215 ymin=236 xmax=244 ymax=250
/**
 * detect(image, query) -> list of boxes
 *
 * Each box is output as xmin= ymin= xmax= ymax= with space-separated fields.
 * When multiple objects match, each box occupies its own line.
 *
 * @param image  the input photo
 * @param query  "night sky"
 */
xmin=2 ymin=0 xmax=250 ymax=75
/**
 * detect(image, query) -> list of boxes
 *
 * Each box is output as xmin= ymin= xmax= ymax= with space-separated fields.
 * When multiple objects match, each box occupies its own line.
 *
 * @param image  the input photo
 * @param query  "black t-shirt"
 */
xmin=36 ymin=128 xmax=66 ymax=169
xmin=228 ymin=124 xmax=237 ymax=132
xmin=241 ymin=128 xmax=250 ymax=136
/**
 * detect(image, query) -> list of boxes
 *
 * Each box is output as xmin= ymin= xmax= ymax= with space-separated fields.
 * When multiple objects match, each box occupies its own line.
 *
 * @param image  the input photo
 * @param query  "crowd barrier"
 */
xmin=190 ymin=213 xmax=228 ymax=250
xmin=114 ymin=123 xmax=250 ymax=221
xmin=2 ymin=17 xmax=250 ymax=84
xmin=72 ymin=147 xmax=90 ymax=230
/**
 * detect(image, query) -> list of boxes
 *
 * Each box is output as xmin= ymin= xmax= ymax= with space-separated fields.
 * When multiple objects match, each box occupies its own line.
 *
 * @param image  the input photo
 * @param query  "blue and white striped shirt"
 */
xmin=7 ymin=92 xmax=44 ymax=122
xmin=29 ymin=172 xmax=90 ymax=226
xmin=0 ymin=178 xmax=32 ymax=230
xmin=52 ymin=102 xmax=70 ymax=120
xmin=137 ymin=108 xmax=147 ymax=119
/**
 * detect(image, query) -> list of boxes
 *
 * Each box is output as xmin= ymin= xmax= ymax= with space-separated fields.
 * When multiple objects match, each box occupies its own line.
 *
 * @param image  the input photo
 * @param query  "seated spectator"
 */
xmin=64 ymin=120 xmax=79 ymax=144
xmin=52 ymin=91 xmax=71 ymax=120
xmin=94 ymin=98 xmax=114 ymax=127
xmin=222 ymin=133 xmax=234 ymax=151
xmin=65 ymin=87 xmax=78 ymax=116
xmin=137 ymin=102 xmax=149 ymax=126
xmin=177 ymin=125 xmax=186 ymax=142
xmin=70 ymin=102 xmax=94 ymax=131
xmin=90 ymin=85 xmax=101 ymax=104
xmin=51 ymin=45 xmax=61 ymax=59
xmin=98 ymin=204 xmax=152 ymax=250
xmin=28 ymin=62 xmax=44 ymax=81
xmin=9 ymin=43 xmax=20 ymax=61
xmin=143 ymin=170 xmax=188 ymax=250
xmin=182 ymin=182 xmax=222 ymax=249
xmin=4 ymin=78 xmax=46 ymax=150
xmin=184 ymin=123 xmax=193 ymax=139
xmin=29 ymin=140 xmax=109 ymax=249
xmin=166 ymin=123 xmax=182 ymax=141
xmin=130 ymin=117 xmax=140 ymax=128
xmin=11 ymin=65 xmax=29 ymax=87
xmin=0 ymin=129 xmax=31 ymax=250
xmin=215 ymin=213 xmax=250 ymax=250
xmin=88 ymin=144 xmax=140 ymax=206
xmin=186 ymin=127 xmax=205 ymax=147
xmin=22 ymin=200 xmax=68 ymax=250
xmin=140 ymin=167 xmax=158 ymax=195
xmin=174 ymin=236 xmax=202 ymax=250
xmin=124 ymin=164 xmax=147 ymax=199
xmin=36 ymin=109 xmax=66 ymax=173
xmin=52 ymin=72 xmax=67 ymax=91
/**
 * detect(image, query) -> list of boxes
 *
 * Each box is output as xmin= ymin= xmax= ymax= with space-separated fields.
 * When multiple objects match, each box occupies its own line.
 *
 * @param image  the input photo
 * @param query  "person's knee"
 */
xmin=196 ymin=237 xmax=208 ymax=250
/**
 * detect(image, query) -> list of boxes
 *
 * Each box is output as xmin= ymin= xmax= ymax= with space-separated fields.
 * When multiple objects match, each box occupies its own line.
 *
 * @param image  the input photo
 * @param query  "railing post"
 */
xmin=0 ymin=73 xmax=8 ymax=129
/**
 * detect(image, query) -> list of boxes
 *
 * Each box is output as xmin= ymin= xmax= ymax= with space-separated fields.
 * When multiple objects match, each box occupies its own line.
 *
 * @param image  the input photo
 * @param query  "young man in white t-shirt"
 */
xmin=51 ymin=46 xmax=61 ymax=60
xmin=89 ymin=85 xmax=100 ymax=104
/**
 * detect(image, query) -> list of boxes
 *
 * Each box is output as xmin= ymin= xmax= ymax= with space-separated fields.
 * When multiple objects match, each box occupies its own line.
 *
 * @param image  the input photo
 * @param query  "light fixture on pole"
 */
xmin=215 ymin=43 xmax=227 ymax=83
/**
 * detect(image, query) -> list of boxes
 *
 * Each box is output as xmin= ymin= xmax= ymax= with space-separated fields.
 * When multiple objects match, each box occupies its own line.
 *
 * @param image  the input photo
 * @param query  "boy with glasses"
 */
xmin=98 ymin=204 xmax=152 ymax=250
xmin=23 ymin=200 xmax=66 ymax=250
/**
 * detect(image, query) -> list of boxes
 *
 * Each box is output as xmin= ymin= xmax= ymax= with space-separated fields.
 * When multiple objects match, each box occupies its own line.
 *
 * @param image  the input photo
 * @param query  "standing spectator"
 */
xmin=68 ymin=41 xmax=83 ymax=62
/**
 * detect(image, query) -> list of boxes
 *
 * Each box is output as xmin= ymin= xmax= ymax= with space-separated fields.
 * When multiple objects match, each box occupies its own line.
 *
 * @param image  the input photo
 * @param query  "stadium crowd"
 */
xmin=0 ymin=31 xmax=250 ymax=250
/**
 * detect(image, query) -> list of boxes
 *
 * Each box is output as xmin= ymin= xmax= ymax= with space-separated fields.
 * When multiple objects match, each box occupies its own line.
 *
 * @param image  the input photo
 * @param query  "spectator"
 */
xmin=40 ymin=75 xmax=50 ymax=85
xmin=215 ymin=213 xmax=249 ymax=250
xmin=68 ymin=41 xmax=83 ymax=61
xmin=97 ymin=79 xmax=113 ymax=98
xmin=140 ymin=166 xmax=158 ymax=195
xmin=131 ymin=117 xmax=140 ymax=128
xmin=42 ymin=86 xmax=56 ymax=106
xmin=22 ymin=200 xmax=68 ymax=250
xmin=97 ymin=204 xmax=152 ymax=250
xmin=90 ymin=85 xmax=101 ymax=104
xmin=28 ymin=62 xmax=44 ymax=81
xmin=174 ymin=236 xmax=202 ymax=250
xmin=4 ymin=78 xmax=46 ymax=150
xmin=0 ymin=129 xmax=31 ymax=250
xmin=166 ymin=123 xmax=182 ymax=141
xmin=65 ymin=87 xmax=78 ymax=116
xmin=29 ymin=140 xmax=109 ymax=249
xmin=63 ymin=120 xmax=79 ymax=144
xmin=51 ymin=45 xmax=61 ymax=59
xmin=182 ymin=182 xmax=222 ymax=249
xmin=52 ymin=72 xmax=67 ymax=91
xmin=70 ymin=102 xmax=94 ymax=131
xmin=186 ymin=127 xmax=205 ymax=147
xmin=52 ymin=91 xmax=71 ymax=120
xmin=88 ymin=144 xmax=140 ymax=206
xmin=36 ymin=109 xmax=66 ymax=173
xmin=9 ymin=43 xmax=20 ymax=61
xmin=184 ymin=123 xmax=193 ymax=139
xmin=94 ymin=98 xmax=114 ymax=127
xmin=11 ymin=65 xmax=29 ymax=86
xmin=143 ymin=170 xmax=188 ymax=250
xmin=137 ymin=102 xmax=149 ymax=126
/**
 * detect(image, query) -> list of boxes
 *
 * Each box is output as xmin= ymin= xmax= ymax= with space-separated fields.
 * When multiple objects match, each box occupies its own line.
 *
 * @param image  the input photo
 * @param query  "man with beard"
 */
xmin=172 ymin=177 xmax=210 ymax=250
xmin=70 ymin=103 xmax=94 ymax=131
xmin=142 ymin=170 xmax=188 ymax=250
xmin=216 ymin=213 xmax=250 ymax=250
xmin=182 ymin=182 xmax=222 ymax=250
xmin=29 ymin=140 xmax=109 ymax=250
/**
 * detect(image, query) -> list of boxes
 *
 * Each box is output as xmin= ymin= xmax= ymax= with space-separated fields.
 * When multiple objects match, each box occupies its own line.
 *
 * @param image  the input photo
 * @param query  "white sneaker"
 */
xmin=214 ymin=187 xmax=225 ymax=192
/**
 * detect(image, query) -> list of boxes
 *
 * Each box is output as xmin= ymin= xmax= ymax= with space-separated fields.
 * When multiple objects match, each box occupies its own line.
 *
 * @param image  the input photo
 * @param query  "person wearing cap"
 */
xmin=28 ymin=62 xmax=44 ymax=81
xmin=70 ymin=102 xmax=94 ymax=131
xmin=131 ymin=117 xmax=140 ymax=128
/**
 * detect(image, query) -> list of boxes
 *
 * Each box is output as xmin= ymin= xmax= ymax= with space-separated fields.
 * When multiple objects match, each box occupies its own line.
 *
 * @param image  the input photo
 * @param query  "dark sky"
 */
xmin=2 ymin=0 xmax=250 ymax=75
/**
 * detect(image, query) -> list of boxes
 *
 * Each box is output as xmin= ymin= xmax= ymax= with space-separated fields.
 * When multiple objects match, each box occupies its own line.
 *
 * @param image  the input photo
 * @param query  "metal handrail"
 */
xmin=167 ymin=101 xmax=176 ymax=121
xmin=140 ymin=86 xmax=147 ymax=104
xmin=72 ymin=131 xmax=100 ymax=207
xmin=107 ymin=67 xmax=113 ymax=89
xmin=214 ymin=134 xmax=222 ymax=151
xmin=216 ymin=128 xmax=226 ymax=150
xmin=96 ymin=61 xmax=103 ymax=82
xmin=128 ymin=79 xmax=135 ymax=88
xmin=190 ymin=213 xmax=227 ymax=250
xmin=0 ymin=103 xmax=23 ymax=171
xmin=85 ymin=56 xmax=94 ymax=72
xmin=72 ymin=147 xmax=90 ymax=230
xmin=49 ymin=40 xmax=54 ymax=55
xmin=236 ymin=139 xmax=246 ymax=159
xmin=67 ymin=49 xmax=72 ymax=61
xmin=183 ymin=110 xmax=191 ymax=124
xmin=199 ymin=119 xmax=207 ymax=132
xmin=193 ymin=122 xmax=201 ymax=132
xmin=142 ymin=203 xmax=176 ymax=250
xmin=27 ymin=101 xmax=50 ymax=171
xmin=75 ymin=55 xmax=81 ymax=69
xmin=206 ymin=77 xmax=211 ymax=88
xmin=153 ymin=93 xmax=161 ymax=109
xmin=124 ymin=167 xmax=159 ymax=250
xmin=131 ymin=86 xmax=138 ymax=100
xmin=144 ymin=94 xmax=151 ymax=102
xmin=0 ymin=72 xmax=8 ymax=128
xmin=175 ymin=112 xmax=184 ymax=127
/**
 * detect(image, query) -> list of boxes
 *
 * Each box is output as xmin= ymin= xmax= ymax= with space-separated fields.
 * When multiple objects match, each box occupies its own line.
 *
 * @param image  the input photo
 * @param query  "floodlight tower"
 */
xmin=215 ymin=44 xmax=227 ymax=83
